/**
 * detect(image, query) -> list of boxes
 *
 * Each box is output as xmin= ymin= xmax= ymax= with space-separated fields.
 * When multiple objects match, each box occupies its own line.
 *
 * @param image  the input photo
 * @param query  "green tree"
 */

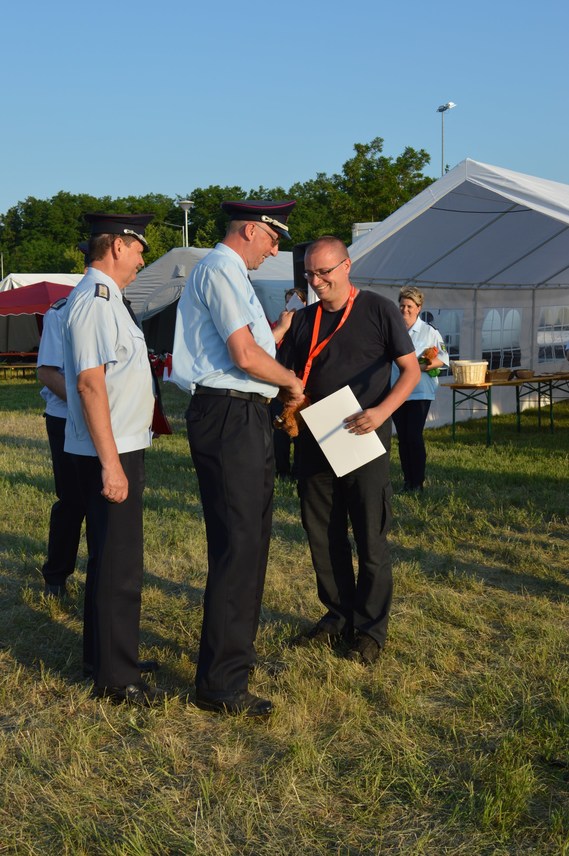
xmin=10 ymin=236 xmax=71 ymax=273
xmin=186 ymin=185 xmax=246 ymax=246
xmin=339 ymin=137 xmax=433 ymax=225
xmin=143 ymin=222 xmax=181 ymax=265
xmin=0 ymin=138 xmax=435 ymax=271
xmin=287 ymin=173 xmax=350 ymax=244
xmin=289 ymin=138 xmax=434 ymax=245
xmin=0 ymin=192 xmax=180 ymax=274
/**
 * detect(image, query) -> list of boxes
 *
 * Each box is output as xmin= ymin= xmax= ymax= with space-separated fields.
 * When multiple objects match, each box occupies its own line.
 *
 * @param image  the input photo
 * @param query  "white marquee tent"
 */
xmin=349 ymin=158 xmax=569 ymax=426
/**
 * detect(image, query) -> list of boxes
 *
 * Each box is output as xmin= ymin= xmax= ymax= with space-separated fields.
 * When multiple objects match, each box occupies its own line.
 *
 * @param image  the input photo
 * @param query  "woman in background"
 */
xmin=392 ymin=286 xmax=449 ymax=492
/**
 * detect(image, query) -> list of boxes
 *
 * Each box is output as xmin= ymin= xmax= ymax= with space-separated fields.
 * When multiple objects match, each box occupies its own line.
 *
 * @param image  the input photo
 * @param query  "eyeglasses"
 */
xmin=303 ymin=258 xmax=348 ymax=280
xmin=255 ymin=223 xmax=280 ymax=247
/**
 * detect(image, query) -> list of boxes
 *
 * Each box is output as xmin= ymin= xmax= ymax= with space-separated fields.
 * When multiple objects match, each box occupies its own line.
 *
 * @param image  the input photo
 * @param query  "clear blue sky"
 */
xmin=1 ymin=0 xmax=567 ymax=216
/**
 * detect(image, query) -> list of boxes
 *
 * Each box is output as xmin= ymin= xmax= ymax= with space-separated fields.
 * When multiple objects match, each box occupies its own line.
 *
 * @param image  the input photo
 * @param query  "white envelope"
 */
xmin=285 ymin=293 xmax=305 ymax=311
xmin=300 ymin=385 xmax=386 ymax=478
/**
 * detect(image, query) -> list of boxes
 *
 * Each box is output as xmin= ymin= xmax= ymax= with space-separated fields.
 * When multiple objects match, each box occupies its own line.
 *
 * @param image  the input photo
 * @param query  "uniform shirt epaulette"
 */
xmin=95 ymin=283 xmax=110 ymax=300
xmin=51 ymin=297 xmax=68 ymax=311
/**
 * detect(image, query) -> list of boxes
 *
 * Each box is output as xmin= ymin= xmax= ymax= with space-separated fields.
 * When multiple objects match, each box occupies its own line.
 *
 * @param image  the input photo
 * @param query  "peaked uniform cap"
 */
xmin=77 ymin=240 xmax=91 ymax=266
xmin=84 ymin=213 xmax=154 ymax=251
xmin=221 ymin=199 xmax=296 ymax=240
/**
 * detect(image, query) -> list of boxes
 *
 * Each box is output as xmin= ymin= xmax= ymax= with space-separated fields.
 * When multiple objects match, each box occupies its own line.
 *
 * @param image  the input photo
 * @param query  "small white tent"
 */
xmin=349 ymin=158 xmax=569 ymax=426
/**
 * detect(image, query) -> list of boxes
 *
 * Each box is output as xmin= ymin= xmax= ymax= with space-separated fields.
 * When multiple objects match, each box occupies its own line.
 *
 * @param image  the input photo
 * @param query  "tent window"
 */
xmin=481 ymin=308 xmax=521 ymax=369
xmin=420 ymin=309 xmax=461 ymax=375
xmin=537 ymin=305 xmax=569 ymax=362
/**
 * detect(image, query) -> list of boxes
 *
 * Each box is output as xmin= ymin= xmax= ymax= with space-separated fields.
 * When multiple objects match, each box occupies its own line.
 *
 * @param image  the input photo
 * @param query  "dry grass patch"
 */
xmin=0 ymin=379 xmax=567 ymax=855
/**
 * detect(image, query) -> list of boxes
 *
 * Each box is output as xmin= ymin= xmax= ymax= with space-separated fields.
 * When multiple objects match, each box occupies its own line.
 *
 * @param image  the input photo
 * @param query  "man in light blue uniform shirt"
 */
xmin=171 ymin=200 xmax=304 ymax=717
xmin=63 ymin=213 xmax=164 ymax=706
xmin=38 ymin=296 xmax=89 ymax=597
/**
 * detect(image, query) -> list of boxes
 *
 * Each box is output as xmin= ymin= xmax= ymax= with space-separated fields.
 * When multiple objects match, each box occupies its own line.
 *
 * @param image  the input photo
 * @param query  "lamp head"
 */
xmin=437 ymin=101 xmax=457 ymax=113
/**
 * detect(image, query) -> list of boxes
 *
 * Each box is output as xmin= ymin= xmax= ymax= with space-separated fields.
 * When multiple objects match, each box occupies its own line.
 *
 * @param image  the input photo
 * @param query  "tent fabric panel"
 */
xmin=0 ymin=275 xmax=81 ymax=353
xmin=351 ymin=195 xmax=569 ymax=288
xmin=417 ymin=209 xmax=568 ymax=285
xmin=124 ymin=248 xmax=210 ymax=316
xmin=350 ymin=203 xmax=504 ymax=284
xmin=126 ymin=247 xmax=295 ymax=326
xmin=490 ymin=227 xmax=569 ymax=285
xmin=350 ymin=158 xmax=569 ymax=277
xmin=0 ymin=282 xmax=74 ymax=316
xmin=0 ymin=273 xmax=82 ymax=292
xmin=0 ymin=315 xmax=40 ymax=352
xmin=467 ymin=159 xmax=569 ymax=225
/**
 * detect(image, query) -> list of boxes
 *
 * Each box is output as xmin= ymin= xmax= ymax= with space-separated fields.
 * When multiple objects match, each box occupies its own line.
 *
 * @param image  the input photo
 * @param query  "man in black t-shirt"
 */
xmin=279 ymin=236 xmax=420 ymax=664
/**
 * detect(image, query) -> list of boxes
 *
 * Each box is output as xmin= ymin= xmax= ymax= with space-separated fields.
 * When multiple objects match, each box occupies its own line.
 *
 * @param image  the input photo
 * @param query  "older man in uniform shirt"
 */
xmin=171 ymin=200 xmax=305 ymax=716
xmin=63 ymin=213 xmax=164 ymax=706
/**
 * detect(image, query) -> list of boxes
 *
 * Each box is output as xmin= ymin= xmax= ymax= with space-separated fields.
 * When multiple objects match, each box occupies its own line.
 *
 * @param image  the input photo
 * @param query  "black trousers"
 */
xmin=73 ymin=450 xmax=145 ymax=688
xmin=297 ymin=452 xmax=393 ymax=646
xmin=42 ymin=415 xmax=88 ymax=586
xmin=270 ymin=398 xmax=300 ymax=478
xmin=392 ymin=399 xmax=432 ymax=488
xmin=186 ymin=394 xmax=274 ymax=694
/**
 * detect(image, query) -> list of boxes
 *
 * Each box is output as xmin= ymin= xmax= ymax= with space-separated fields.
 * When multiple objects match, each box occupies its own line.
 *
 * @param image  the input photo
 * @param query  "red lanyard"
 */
xmin=301 ymin=285 xmax=357 ymax=387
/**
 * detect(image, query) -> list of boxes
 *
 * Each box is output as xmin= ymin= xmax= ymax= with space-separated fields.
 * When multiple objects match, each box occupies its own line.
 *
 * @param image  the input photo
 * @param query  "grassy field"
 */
xmin=0 ymin=378 xmax=567 ymax=855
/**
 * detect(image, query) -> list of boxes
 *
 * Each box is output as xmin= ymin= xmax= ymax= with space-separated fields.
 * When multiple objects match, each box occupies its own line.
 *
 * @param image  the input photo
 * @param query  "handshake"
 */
xmin=273 ymin=396 xmax=311 ymax=438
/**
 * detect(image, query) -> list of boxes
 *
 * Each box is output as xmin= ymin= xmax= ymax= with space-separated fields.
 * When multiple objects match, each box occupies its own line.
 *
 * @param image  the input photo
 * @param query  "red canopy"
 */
xmin=0 ymin=282 xmax=74 ymax=316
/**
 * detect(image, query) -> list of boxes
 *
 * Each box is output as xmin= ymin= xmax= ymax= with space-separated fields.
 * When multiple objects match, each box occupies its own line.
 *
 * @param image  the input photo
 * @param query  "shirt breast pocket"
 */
xmin=129 ymin=327 xmax=149 ymax=370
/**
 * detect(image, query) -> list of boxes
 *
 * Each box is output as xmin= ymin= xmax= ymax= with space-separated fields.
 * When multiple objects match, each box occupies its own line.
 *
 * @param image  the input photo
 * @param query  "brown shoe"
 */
xmin=347 ymin=634 xmax=382 ymax=665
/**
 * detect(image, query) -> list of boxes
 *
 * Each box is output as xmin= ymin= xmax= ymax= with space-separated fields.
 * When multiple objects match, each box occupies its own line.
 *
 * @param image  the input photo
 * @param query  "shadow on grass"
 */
xmin=0 ymin=540 xmax=205 ymax=688
xmin=0 ymin=432 xmax=48 ymax=451
xmin=393 ymin=540 xmax=569 ymax=601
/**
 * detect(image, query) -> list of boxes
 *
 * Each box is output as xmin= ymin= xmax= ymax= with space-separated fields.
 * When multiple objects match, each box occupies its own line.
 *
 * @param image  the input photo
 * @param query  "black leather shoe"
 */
xmin=83 ymin=659 xmax=160 ymax=679
xmin=291 ymin=623 xmax=347 ymax=648
xmin=347 ymin=633 xmax=382 ymax=665
xmin=401 ymin=483 xmax=423 ymax=494
xmin=195 ymin=690 xmax=273 ymax=717
xmin=93 ymin=682 xmax=168 ymax=707
xmin=44 ymin=582 xmax=67 ymax=598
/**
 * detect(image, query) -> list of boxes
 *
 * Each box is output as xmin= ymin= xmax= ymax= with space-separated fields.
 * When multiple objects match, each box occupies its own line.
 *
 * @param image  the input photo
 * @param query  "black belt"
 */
xmin=194 ymin=385 xmax=272 ymax=406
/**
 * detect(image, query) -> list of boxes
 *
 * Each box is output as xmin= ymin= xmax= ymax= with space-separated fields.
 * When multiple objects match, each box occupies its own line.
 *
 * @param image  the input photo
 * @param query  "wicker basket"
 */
xmin=486 ymin=367 xmax=512 ymax=382
xmin=450 ymin=360 xmax=488 ymax=384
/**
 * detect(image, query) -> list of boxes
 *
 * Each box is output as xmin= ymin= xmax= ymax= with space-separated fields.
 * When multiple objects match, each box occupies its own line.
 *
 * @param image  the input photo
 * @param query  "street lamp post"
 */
xmin=178 ymin=199 xmax=195 ymax=247
xmin=0 ymin=219 xmax=4 ymax=279
xmin=436 ymin=102 xmax=456 ymax=177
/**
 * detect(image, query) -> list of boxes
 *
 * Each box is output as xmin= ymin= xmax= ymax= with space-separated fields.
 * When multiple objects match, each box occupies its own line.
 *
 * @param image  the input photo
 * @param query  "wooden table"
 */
xmin=442 ymin=373 xmax=569 ymax=445
xmin=0 ymin=363 xmax=38 ymax=379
